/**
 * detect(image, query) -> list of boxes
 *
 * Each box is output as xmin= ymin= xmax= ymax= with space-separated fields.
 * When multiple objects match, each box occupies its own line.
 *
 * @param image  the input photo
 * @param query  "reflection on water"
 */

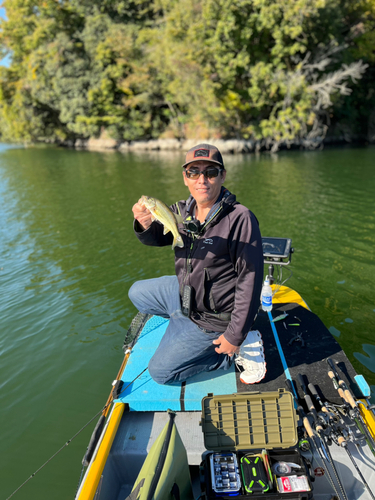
xmin=0 ymin=143 xmax=375 ymax=498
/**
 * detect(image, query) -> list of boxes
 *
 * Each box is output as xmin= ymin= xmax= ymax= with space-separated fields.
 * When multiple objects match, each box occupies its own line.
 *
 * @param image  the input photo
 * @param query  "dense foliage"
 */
xmin=0 ymin=0 xmax=374 ymax=150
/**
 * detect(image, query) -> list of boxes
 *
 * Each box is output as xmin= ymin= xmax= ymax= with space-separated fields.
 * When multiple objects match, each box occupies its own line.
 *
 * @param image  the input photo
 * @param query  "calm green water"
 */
xmin=1 ymin=144 xmax=374 ymax=499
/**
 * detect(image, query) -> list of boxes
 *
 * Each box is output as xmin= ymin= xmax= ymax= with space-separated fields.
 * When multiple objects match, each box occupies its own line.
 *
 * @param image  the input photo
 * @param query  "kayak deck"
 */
xmin=116 ymin=298 xmax=360 ymax=413
xmin=116 ymin=315 xmax=237 ymax=412
xmin=77 ymin=287 xmax=375 ymax=500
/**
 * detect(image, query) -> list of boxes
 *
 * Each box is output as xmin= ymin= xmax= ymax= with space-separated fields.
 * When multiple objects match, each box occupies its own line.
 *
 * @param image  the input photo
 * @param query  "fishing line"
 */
xmin=271 ymin=265 xmax=293 ymax=297
xmin=5 ymin=367 xmax=148 ymax=500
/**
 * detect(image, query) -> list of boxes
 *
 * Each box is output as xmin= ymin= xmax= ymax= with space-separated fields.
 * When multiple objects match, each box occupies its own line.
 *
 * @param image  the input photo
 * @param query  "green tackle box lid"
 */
xmin=200 ymin=389 xmax=298 ymax=452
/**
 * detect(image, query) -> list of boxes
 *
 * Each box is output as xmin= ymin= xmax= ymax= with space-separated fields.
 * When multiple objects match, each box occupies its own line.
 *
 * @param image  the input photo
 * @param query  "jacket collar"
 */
xmin=186 ymin=188 xmax=234 ymax=219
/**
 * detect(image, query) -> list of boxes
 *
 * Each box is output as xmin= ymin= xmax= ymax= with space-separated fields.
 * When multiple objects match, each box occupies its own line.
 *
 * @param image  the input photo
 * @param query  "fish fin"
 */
xmin=172 ymin=235 xmax=184 ymax=249
xmin=173 ymin=213 xmax=184 ymax=224
xmin=163 ymin=226 xmax=171 ymax=235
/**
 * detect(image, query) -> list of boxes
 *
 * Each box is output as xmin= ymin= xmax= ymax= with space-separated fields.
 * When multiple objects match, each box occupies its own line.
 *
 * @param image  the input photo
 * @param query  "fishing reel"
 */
xmin=183 ymin=218 xmax=201 ymax=234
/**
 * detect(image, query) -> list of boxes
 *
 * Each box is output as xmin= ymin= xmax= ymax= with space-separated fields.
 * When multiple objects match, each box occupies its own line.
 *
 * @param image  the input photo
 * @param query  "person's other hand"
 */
xmin=132 ymin=198 xmax=153 ymax=230
xmin=212 ymin=335 xmax=239 ymax=357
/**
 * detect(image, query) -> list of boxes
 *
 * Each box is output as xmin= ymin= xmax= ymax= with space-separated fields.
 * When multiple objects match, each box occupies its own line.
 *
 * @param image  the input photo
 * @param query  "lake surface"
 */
xmin=1 ymin=143 xmax=374 ymax=499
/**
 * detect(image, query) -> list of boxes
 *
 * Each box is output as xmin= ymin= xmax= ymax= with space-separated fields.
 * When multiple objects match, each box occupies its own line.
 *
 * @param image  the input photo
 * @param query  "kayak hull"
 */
xmin=76 ymin=287 xmax=375 ymax=500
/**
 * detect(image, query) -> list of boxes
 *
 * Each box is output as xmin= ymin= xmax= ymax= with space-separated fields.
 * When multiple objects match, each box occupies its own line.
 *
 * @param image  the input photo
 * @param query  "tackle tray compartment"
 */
xmin=199 ymin=389 xmax=313 ymax=500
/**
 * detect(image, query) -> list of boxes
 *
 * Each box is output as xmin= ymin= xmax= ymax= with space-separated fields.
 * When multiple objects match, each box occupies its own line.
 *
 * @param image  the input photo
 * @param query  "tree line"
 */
xmin=0 ymin=0 xmax=374 ymax=151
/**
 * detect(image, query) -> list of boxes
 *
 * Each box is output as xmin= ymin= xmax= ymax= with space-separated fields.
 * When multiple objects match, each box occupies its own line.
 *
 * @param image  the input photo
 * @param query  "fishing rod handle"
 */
xmin=305 ymin=394 xmax=316 ymax=413
xmin=308 ymin=383 xmax=320 ymax=400
xmin=327 ymin=357 xmax=339 ymax=377
xmin=303 ymin=417 xmax=314 ymax=438
xmin=315 ymin=422 xmax=324 ymax=434
xmin=298 ymin=373 xmax=307 ymax=393
xmin=344 ymin=389 xmax=357 ymax=409
xmin=337 ymin=436 xmax=346 ymax=447
xmin=328 ymin=371 xmax=347 ymax=403
xmin=308 ymin=383 xmax=333 ymax=416
xmin=327 ymin=370 xmax=336 ymax=381
xmin=338 ymin=387 xmax=347 ymax=403
xmin=328 ymin=370 xmax=339 ymax=389
xmin=327 ymin=358 xmax=351 ymax=393
xmin=305 ymin=395 xmax=323 ymax=429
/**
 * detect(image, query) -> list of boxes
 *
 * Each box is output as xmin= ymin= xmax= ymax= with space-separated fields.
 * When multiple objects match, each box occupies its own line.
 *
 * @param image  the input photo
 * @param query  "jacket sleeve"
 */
xmin=133 ymin=219 xmax=173 ymax=247
xmin=223 ymin=211 xmax=264 ymax=346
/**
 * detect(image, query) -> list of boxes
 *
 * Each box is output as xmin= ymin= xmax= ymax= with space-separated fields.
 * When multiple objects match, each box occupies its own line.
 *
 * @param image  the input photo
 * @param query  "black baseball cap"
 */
xmin=182 ymin=143 xmax=225 ymax=169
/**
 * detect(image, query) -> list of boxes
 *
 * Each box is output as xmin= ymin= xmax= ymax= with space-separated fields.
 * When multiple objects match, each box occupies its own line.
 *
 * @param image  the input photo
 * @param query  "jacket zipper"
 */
xmin=182 ymin=205 xmax=224 ymax=287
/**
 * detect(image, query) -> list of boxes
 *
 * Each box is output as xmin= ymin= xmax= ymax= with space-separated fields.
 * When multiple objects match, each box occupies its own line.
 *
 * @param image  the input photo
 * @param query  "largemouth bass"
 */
xmin=139 ymin=196 xmax=184 ymax=250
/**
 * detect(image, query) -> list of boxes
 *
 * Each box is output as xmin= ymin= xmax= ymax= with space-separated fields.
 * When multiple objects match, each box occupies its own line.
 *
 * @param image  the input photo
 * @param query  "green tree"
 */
xmin=0 ymin=0 xmax=374 ymax=148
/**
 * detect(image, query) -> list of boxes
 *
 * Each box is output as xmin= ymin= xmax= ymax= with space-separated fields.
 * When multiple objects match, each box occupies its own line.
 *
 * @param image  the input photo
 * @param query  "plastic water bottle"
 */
xmin=261 ymin=277 xmax=273 ymax=312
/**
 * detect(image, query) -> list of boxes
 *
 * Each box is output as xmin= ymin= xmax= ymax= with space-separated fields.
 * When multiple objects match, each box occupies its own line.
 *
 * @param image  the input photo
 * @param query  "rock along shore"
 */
xmin=74 ymin=137 xmax=257 ymax=154
xmin=71 ymin=132 xmax=371 ymax=154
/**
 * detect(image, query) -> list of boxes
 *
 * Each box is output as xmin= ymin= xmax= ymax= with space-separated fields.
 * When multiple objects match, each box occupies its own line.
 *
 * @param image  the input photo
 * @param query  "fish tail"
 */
xmin=172 ymin=234 xmax=184 ymax=249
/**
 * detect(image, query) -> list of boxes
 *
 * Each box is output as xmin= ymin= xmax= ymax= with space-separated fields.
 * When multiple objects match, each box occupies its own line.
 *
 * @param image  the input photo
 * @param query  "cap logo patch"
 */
xmin=194 ymin=149 xmax=209 ymax=158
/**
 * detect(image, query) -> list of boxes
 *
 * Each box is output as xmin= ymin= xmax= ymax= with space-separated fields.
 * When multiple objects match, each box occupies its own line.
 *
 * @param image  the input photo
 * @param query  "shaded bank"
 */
xmin=66 ymin=133 xmax=375 ymax=154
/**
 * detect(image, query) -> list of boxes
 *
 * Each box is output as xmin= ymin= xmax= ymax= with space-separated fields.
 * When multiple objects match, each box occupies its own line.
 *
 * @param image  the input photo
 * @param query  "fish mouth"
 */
xmin=140 ymin=196 xmax=155 ymax=209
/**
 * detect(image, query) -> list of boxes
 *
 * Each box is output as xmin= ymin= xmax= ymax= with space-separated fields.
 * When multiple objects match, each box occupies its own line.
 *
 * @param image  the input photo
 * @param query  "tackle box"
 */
xmin=199 ymin=389 xmax=313 ymax=500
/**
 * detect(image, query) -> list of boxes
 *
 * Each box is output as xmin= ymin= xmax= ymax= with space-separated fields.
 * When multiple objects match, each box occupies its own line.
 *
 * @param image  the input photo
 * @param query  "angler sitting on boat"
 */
xmin=130 ymin=143 xmax=264 ymax=385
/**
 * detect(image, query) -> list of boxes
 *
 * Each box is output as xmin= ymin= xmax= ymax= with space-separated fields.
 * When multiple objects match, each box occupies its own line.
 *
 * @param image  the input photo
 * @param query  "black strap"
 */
xmin=112 ymin=380 xmax=124 ymax=400
xmin=171 ymin=483 xmax=180 ymax=500
xmin=179 ymin=382 xmax=186 ymax=412
xmin=194 ymin=310 xmax=232 ymax=322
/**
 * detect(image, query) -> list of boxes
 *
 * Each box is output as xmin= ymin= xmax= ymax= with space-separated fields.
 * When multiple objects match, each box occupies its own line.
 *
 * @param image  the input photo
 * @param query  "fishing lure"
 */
xmin=271 ymin=312 xmax=288 ymax=323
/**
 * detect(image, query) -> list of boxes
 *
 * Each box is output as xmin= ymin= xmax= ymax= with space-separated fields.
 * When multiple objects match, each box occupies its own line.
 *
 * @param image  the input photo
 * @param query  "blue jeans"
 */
xmin=128 ymin=276 xmax=232 ymax=384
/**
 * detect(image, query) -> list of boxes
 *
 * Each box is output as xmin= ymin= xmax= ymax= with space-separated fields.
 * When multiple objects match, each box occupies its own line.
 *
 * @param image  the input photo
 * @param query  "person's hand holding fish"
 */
xmin=133 ymin=195 xmax=184 ymax=250
xmin=132 ymin=198 xmax=153 ymax=230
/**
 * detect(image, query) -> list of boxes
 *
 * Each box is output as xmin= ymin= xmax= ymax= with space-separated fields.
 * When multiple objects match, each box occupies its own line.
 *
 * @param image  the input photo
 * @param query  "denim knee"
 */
xmin=148 ymin=357 xmax=176 ymax=385
xmin=128 ymin=281 xmax=140 ymax=302
xmin=128 ymin=280 xmax=146 ymax=310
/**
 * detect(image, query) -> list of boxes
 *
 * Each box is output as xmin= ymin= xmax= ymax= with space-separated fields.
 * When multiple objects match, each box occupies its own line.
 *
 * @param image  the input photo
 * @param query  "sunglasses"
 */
xmin=185 ymin=166 xmax=223 ymax=180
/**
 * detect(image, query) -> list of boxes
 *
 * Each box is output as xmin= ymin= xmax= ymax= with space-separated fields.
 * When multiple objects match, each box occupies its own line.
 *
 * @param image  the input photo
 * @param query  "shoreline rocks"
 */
xmin=49 ymin=131 xmax=373 ymax=154
xmin=71 ymin=135 xmax=372 ymax=154
xmin=75 ymin=138 xmax=258 ymax=154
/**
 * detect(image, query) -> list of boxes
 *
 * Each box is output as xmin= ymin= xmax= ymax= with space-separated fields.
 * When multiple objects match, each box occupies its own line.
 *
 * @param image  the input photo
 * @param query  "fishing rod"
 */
xmin=326 ymin=358 xmax=375 ymax=456
xmin=297 ymin=375 xmax=330 ymax=429
xmin=307 ymin=383 xmax=339 ymax=423
xmin=285 ymin=379 xmax=342 ymax=500
xmin=308 ymin=382 xmax=375 ymax=500
xmin=5 ymin=366 xmax=148 ymax=500
xmin=336 ymin=434 xmax=375 ymax=500
xmin=308 ymin=382 xmax=365 ymax=451
xmin=296 ymin=374 xmax=349 ymax=500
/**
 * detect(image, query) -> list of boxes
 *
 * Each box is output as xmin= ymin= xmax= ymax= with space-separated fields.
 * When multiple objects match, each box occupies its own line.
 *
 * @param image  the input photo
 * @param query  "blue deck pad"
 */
xmin=116 ymin=315 xmax=237 ymax=411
